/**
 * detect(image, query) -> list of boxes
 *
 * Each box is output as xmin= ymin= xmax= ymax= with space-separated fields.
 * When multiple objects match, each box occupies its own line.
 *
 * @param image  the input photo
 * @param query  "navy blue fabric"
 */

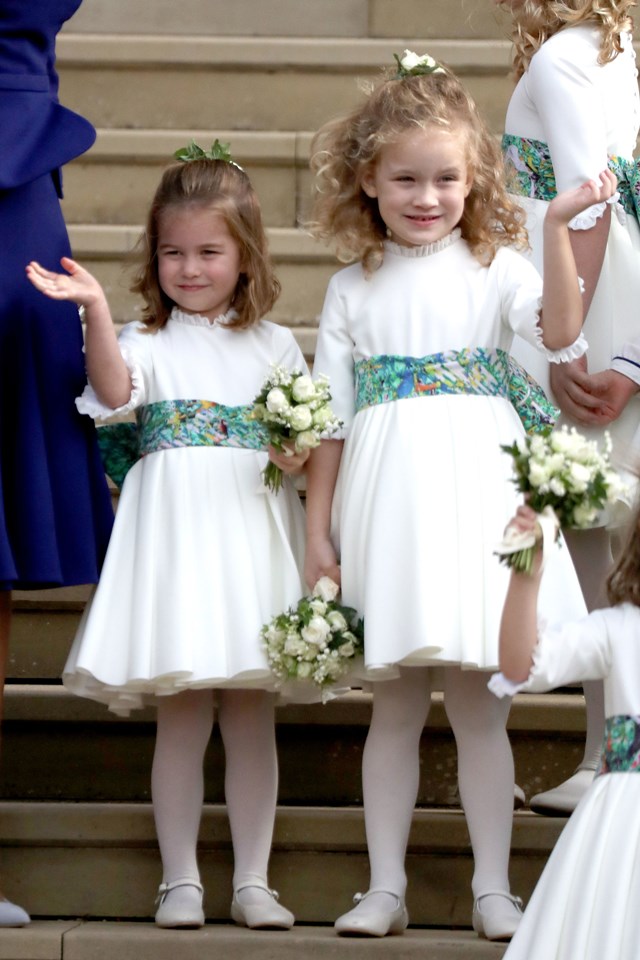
xmin=0 ymin=0 xmax=113 ymax=590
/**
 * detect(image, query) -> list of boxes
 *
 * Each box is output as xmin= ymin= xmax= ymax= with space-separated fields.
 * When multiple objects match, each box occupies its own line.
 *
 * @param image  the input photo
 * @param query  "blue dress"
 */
xmin=0 ymin=0 xmax=113 ymax=590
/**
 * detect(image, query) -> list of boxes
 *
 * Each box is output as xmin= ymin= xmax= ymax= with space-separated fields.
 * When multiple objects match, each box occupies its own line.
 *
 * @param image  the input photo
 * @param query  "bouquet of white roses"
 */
xmin=496 ymin=427 xmax=624 ymax=574
xmin=261 ymin=577 xmax=364 ymax=699
xmin=250 ymin=366 xmax=342 ymax=493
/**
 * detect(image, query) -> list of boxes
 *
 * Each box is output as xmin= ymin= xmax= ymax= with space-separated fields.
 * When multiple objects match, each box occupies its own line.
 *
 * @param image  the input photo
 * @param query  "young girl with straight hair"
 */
xmin=496 ymin=0 xmax=640 ymax=814
xmin=493 ymin=499 xmax=640 ymax=960
xmin=304 ymin=56 xmax=613 ymax=940
xmin=27 ymin=152 xmax=309 ymax=930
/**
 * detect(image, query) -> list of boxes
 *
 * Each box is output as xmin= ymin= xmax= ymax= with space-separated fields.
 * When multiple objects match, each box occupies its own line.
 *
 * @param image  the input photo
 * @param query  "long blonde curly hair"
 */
xmin=308 ymin=65 xmax=528 ymax=275
xmin=506 ymin=0 xmax=635 ymax=79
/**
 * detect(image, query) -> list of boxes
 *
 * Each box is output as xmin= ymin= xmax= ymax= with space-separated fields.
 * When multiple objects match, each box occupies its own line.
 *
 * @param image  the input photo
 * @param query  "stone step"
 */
xmin=0 ymin=801 xmax=561 ymax=924
xmin=56 ymin=36 xmax=513 ymax=134
xmin=64 ymin=0 xmax=509 ymax=40
xmin=0 ymin=920 xmax=509 ymax=960
xmin=62 ymin=130 xmax=311 ymax=228
xmin=2 ymin=674 xmax=587 ymax=806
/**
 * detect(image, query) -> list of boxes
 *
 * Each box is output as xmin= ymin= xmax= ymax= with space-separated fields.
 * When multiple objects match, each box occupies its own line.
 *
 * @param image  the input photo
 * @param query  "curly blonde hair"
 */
xmin=131 ymin=159 xmax=280 ymax=332
xmin=308 ymin=65 xmax=528 ymax=274
xmin=506 ymin=0 xmax=635 ymax=79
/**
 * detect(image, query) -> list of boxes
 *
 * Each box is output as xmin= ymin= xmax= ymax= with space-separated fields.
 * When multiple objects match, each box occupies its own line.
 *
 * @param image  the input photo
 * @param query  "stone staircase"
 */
xmin=1 ymin=1 xmax=588 ymax=956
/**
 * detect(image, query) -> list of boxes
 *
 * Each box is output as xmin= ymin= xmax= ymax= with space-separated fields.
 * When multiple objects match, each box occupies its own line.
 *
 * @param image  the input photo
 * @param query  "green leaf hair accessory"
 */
xmin=174 ymin=138 xmax=244 ymax=170
xmin=394 ymin=50 xmax=446 ymax=79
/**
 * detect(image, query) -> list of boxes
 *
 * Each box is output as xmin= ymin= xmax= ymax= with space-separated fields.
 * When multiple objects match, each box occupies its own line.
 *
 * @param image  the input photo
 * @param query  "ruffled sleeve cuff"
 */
xmin=75 ymin=345 xmax=145 ymax=420
xmin=533 ymin=324 xmax=588 ymax=364
xmin=568 ymin=194 xmax=619 ymax=232
xmin=487 ymin=672 xmax=528 ymax=699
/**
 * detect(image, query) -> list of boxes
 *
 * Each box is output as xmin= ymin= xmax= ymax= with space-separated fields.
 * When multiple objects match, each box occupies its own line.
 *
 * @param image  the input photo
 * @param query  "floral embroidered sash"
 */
xmin=354 ymin=348 xmax=558 ymax=436
xmin=596 ymin=714 xmax=640 ymax=776
xmin=502 ymin=134 xmax=640 ymax=222
xmin=96 ymin=399 xmax=268 ymax=489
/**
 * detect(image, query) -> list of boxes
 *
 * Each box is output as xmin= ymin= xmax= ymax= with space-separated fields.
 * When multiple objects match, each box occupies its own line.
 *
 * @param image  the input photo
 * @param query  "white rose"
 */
xmin=567 ymin=461 xmax=592 ymax=494
xmin=327 ymin=610 xmax=348 ymax=632
xmin=296 ymin=661 xmax=314 ymax=679
xmin=309 ymin=598 xmax=327 ymax=615
xmin=338 ymin=640 xmax=355 ymax=658
xmin=313 ymin=576 xmax=340 ymax=602
xmin=291 ymin=375 xmax=316 ymax=402
xmin=289 ymin=405 xmax=313 ymax=431
xmin=284 ymin=636 xmax=307 ymax=657
xmin=266 ymin=387 xmax=289 ymax=414
xmin=301 ymin=616 xmax=332 ymax=646
xmin=312 ymin=404 xmax=335 ymax=429
xmin=573 ymin=502 xmax=598 ymax=527
xmin=400 ymin=49 xmax=422 ymax=70
xmin=548 ymin=477 xmax=566 ymax=497
xmin=265 ymin=624 xmax=286 ymax=644
xmin=295 ymin=430 xmax=319 ymax=451
xmin=528 ymin=460 xmax=551 ymax=488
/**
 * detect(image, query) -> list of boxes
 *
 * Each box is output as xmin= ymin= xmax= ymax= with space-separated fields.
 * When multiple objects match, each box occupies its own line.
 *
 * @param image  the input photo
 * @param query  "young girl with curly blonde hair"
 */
xmin=497 ymin=0 xmax=640 ymax=815
xmin=305 ymin=54 xmax=614 ymax=941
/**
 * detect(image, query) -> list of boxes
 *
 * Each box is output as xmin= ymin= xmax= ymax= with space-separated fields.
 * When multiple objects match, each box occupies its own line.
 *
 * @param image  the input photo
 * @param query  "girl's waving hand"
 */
xmin=26 ymin=256 xmax=104 ymax=308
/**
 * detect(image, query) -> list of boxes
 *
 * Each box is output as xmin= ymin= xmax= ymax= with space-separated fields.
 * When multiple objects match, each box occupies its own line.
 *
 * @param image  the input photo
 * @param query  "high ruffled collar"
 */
xmin=384 ymin=228 xmax=462 ymax=258
xmin=169 ymin=306 xmax=238 ymax=328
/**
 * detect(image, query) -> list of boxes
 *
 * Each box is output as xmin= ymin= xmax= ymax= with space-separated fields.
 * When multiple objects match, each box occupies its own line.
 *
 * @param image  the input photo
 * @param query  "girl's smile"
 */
xmin=157 ymin=206 xmax=242 ymax=321
xmin=361 ymin=126 xmax=473 ymax=247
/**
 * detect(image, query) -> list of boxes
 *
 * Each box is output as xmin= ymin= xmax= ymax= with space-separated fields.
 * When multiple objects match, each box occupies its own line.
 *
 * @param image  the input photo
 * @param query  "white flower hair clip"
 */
xmin=394 ymin=50 xmax=446 ymax=79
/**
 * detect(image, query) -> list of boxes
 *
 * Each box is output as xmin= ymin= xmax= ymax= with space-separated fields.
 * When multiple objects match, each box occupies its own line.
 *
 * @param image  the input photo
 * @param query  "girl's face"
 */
xmin=157 ymin=205 xmax=242 ymax=321
xmin=362 ymin=126 xmax=473 ymax=247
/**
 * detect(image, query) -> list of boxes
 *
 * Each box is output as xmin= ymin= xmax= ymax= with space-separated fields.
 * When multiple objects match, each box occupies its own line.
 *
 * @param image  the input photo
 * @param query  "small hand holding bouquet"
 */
xmin=261 ymin=577 xmax=364 ymax=700
xmin=496 ymin=427 xmax=624 ymax=574
xmin=250 ymin=366 xmax=342 ymax=493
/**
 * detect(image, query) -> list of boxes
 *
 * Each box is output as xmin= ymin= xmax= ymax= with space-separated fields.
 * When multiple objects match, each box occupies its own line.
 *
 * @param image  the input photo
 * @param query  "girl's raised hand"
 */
xmin=546 ymin=169 xmax=618 ymax=227
xmin=26 ymin=256 xmax=103 ymax=308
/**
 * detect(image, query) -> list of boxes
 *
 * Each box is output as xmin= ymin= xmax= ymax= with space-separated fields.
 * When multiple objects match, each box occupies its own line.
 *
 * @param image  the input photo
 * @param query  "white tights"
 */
xmin=151 ymin=688 xmax=279 ymax=895
xmin=361 ymin=666 xmax=513 ymax=909
xmin=564 ymin=527 xmax=613 ymax=765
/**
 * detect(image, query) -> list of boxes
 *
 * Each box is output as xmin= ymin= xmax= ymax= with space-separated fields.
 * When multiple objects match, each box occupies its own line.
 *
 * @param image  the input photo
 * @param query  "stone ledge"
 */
xmin=0 ymin=920 xmax=508 ymax=960
xmin=2 ymin=684 xmax=586 ymax=732
xmin=57 ymin=36 xmax=513 ymax=71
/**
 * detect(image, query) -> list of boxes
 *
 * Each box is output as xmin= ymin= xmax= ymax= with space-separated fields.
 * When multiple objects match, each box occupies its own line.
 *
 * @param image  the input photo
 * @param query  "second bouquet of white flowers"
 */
xmin=261 ymin=577 xmax=364 ymax=700
xmin=496 ymin=426 xmax=624 ymax=574
xmin=250 ymin=365 xmax=342 ymax=493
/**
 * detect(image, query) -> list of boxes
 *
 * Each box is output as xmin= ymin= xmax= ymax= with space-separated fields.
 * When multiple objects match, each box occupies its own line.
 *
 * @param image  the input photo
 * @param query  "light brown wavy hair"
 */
xmin=308 ymin=65 xmax=528 ymax=274
xmin=505 ymin=0 xmax=635 ymax=80
xmin=607 ymin=496 xmax=640 ymax=607
xmin=131 ymin=159 xmax=280 ymax=331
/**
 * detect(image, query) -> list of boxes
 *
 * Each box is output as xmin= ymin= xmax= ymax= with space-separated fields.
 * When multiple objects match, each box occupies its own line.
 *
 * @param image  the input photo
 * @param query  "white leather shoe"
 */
xmin=230 ymin=884 xmax=294 ymax=929
xmin=155 ymin=878 xmax=204 ymax=928
xmin=529 ymin=757 xmax=598 ymax=816
xmin=472 ymin=891 xmax=523 ymax=941
xmin=0 ymin=897 xmax=30 ymax=927
xmin=334 ymin=890 xmax=409 ymax=937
